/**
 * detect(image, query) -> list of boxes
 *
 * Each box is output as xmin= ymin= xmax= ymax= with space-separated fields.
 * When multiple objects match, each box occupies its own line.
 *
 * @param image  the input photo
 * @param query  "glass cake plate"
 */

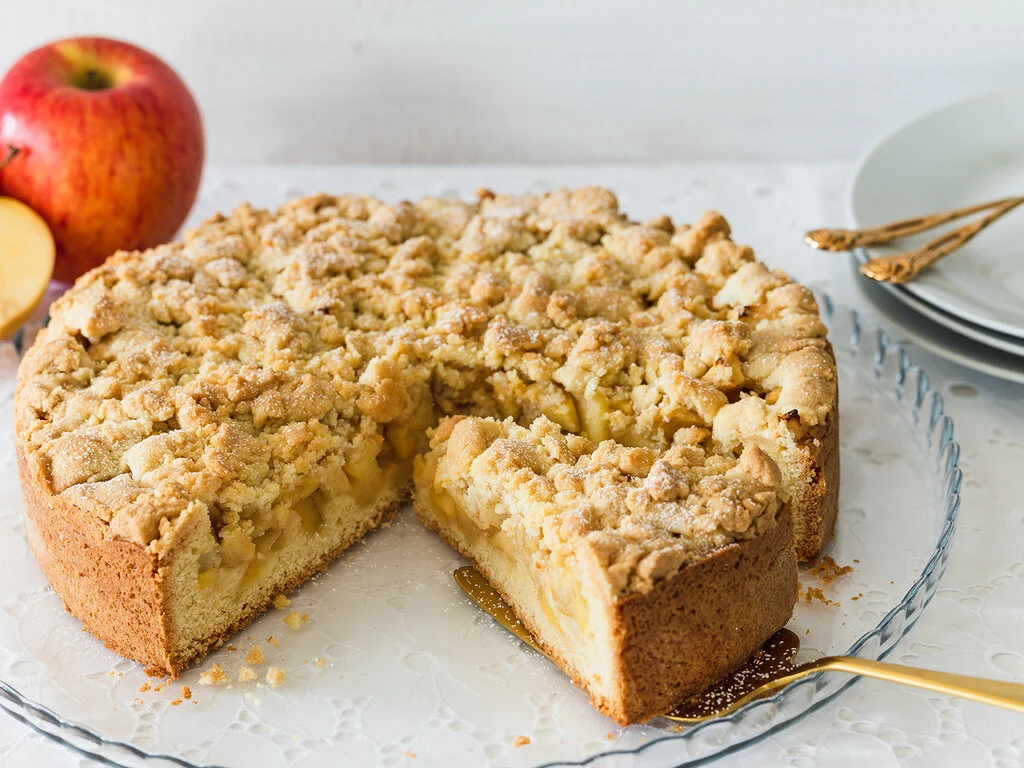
xmin=0 ymin=296 xmax=961 ymax=768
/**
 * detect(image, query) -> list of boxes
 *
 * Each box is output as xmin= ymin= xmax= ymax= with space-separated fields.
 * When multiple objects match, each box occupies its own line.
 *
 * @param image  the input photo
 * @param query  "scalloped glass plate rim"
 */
xmin=0 ymin=295 xmax=962 ymax=768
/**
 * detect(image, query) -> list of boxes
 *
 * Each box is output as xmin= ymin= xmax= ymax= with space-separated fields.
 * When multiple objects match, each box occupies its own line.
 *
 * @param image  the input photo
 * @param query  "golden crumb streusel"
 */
xmin=15 ymin=188 xmax=835 ymax=573
xmin=426 ymin=415 xmax=784 ymax=595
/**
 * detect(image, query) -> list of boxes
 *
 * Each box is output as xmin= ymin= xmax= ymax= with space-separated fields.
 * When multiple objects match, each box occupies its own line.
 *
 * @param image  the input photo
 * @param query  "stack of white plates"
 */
xmin=847 ymin=89 xmax=1024 ymax=384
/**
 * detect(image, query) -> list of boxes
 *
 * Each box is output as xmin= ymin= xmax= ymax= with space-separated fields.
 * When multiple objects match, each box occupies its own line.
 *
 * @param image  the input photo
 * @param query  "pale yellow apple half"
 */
xmin=0 ymin=197 xmax=55 ymax=339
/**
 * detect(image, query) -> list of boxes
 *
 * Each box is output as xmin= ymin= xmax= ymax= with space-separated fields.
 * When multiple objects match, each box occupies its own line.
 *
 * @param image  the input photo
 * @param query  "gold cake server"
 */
xmin=455 ymin=566 xmax=1024 ymax=722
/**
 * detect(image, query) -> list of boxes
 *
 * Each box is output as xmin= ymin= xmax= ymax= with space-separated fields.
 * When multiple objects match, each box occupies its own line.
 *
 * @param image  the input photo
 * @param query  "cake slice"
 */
xmin=414 ymin=415 xmax=798 ymax=725
xmin=14 ymin=218 xmax=437 ymax=675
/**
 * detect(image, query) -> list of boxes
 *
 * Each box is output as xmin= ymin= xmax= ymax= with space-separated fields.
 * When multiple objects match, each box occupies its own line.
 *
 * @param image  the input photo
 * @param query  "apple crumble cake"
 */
xmin=15 ymin=188 xmax=838 ymax=724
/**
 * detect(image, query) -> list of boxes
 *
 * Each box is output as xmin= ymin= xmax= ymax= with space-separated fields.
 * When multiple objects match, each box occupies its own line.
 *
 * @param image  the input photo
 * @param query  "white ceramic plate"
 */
xmin=851 ymin=257 xmax=1024 ymax=359
xmin=847 ymin=89 xmax=1024 ymax=339
xmin=856 ymin=271 xmax=1024 ymax=384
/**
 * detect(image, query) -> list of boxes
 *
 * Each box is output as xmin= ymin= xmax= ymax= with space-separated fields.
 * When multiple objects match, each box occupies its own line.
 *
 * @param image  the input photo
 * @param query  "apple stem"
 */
xmin=84 ymin=69 xmax=104 ymax=90
xmin=0 ymin=145 xmax=20 ymax=173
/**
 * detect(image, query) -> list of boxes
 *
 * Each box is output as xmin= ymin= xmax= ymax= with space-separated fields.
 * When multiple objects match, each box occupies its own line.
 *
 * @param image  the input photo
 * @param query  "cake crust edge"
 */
xmin=791 ymin=376 xmax=840 ymax=562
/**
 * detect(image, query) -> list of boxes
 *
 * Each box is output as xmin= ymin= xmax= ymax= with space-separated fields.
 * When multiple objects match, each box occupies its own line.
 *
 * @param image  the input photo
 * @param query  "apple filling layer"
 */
xmin=165 ymin=459 xmax=409 ymax=667
xmin=415 ymin=414 xmax=796 ymax=723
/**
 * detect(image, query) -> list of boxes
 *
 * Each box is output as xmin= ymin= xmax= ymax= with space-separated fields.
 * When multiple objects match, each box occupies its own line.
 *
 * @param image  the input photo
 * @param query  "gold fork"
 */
xmin=805 ymin=194 xmax=1024 ymax=284
xmin=455 ymin=566 xmax=1024 ymax=723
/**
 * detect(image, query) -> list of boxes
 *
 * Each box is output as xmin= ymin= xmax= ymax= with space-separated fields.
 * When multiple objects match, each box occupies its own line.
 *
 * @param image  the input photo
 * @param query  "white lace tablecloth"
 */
xmin=3 ymin=164 xmax=1022 ymax=768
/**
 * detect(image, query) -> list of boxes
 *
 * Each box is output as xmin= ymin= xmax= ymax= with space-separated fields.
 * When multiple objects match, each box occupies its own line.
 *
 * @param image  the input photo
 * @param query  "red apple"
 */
xmin=0 ymin=37 xmax=204 ymax=284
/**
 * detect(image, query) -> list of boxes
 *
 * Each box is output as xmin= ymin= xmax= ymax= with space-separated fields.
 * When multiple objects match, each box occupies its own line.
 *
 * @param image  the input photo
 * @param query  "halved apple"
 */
xmin=0 ymin=197 xmax=54 ymax=338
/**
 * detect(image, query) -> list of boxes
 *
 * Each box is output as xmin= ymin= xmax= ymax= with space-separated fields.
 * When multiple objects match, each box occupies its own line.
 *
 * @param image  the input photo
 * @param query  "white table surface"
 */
xmin=2 ymin=163 xmax=1022 ymax=768
xmin=7 ymin=1 xmax=1024 ymax=164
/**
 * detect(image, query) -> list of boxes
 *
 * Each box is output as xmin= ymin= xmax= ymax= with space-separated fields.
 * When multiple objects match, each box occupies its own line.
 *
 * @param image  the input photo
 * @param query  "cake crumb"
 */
xmin=133 ymin=697 xmax=143 ymax=705
xmin=404 ymin=751 xmax=417 ymax=759
xmin=807 ymin=556 xmax=854 ymax=584
xmin=803 ymin=586 xmax=840 ymax=607
xmin=284 ymin=612 xmax=309 ymax=630
xmin=266 ymin=667 xmax=286 ymax=687
xmin=315 ymin=658 xmax=326 ymax=668
xmin=851 ymin=593 xmax=864 ymax=601
xmin=245 ymin=646 xmax=265 ymax=665
xmin=266 ymin=635 xmax=280 ymax=648
xmin=513 ymin=736 xmax=531 ymax=748
xmin=238 ymin=666 xmax=258 ymax=683
xmin=604 ymin=732 xmax=618 ymax=741
xmin=108 ymin=670 xmax=115 ymax=677
xmin=273 ymin=594 xmax=291 ymax=609
xmin=144 ymin=667 xmax=164 ymax=678
xmin=139 ymin=683 xmax=151 ymax=693
xmin=153 ymin=682 xmax=168 ymax=692
xmin=198 ymin=664 xmax=228 ymax=686
xmin=182 ymin=686 xmax=192 ymax=700
xmin=171 ymin=698 xmax=182 ymax=706
xmin=226 ymin=644 xmax=237 ymax=652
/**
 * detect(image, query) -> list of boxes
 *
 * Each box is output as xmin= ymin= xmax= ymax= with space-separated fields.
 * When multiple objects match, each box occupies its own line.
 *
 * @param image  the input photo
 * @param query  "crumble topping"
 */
xmin=15 ymin=188 xmax=835 ymax=579
xmin=427 ymin=415 xmax=784 ymax=595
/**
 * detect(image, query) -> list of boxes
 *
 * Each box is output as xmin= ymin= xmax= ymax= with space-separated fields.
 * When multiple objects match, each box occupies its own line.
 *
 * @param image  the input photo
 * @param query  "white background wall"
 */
xmin=3 ymin=0 xmax=1024 ymax=163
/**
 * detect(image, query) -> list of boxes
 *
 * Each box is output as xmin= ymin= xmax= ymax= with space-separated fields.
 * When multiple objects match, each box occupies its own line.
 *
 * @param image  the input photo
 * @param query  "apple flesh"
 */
xmin=0 ymin=197 xmax=55 ymax=338
xmin=0 ymin=37 xmax=204 ymax=284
